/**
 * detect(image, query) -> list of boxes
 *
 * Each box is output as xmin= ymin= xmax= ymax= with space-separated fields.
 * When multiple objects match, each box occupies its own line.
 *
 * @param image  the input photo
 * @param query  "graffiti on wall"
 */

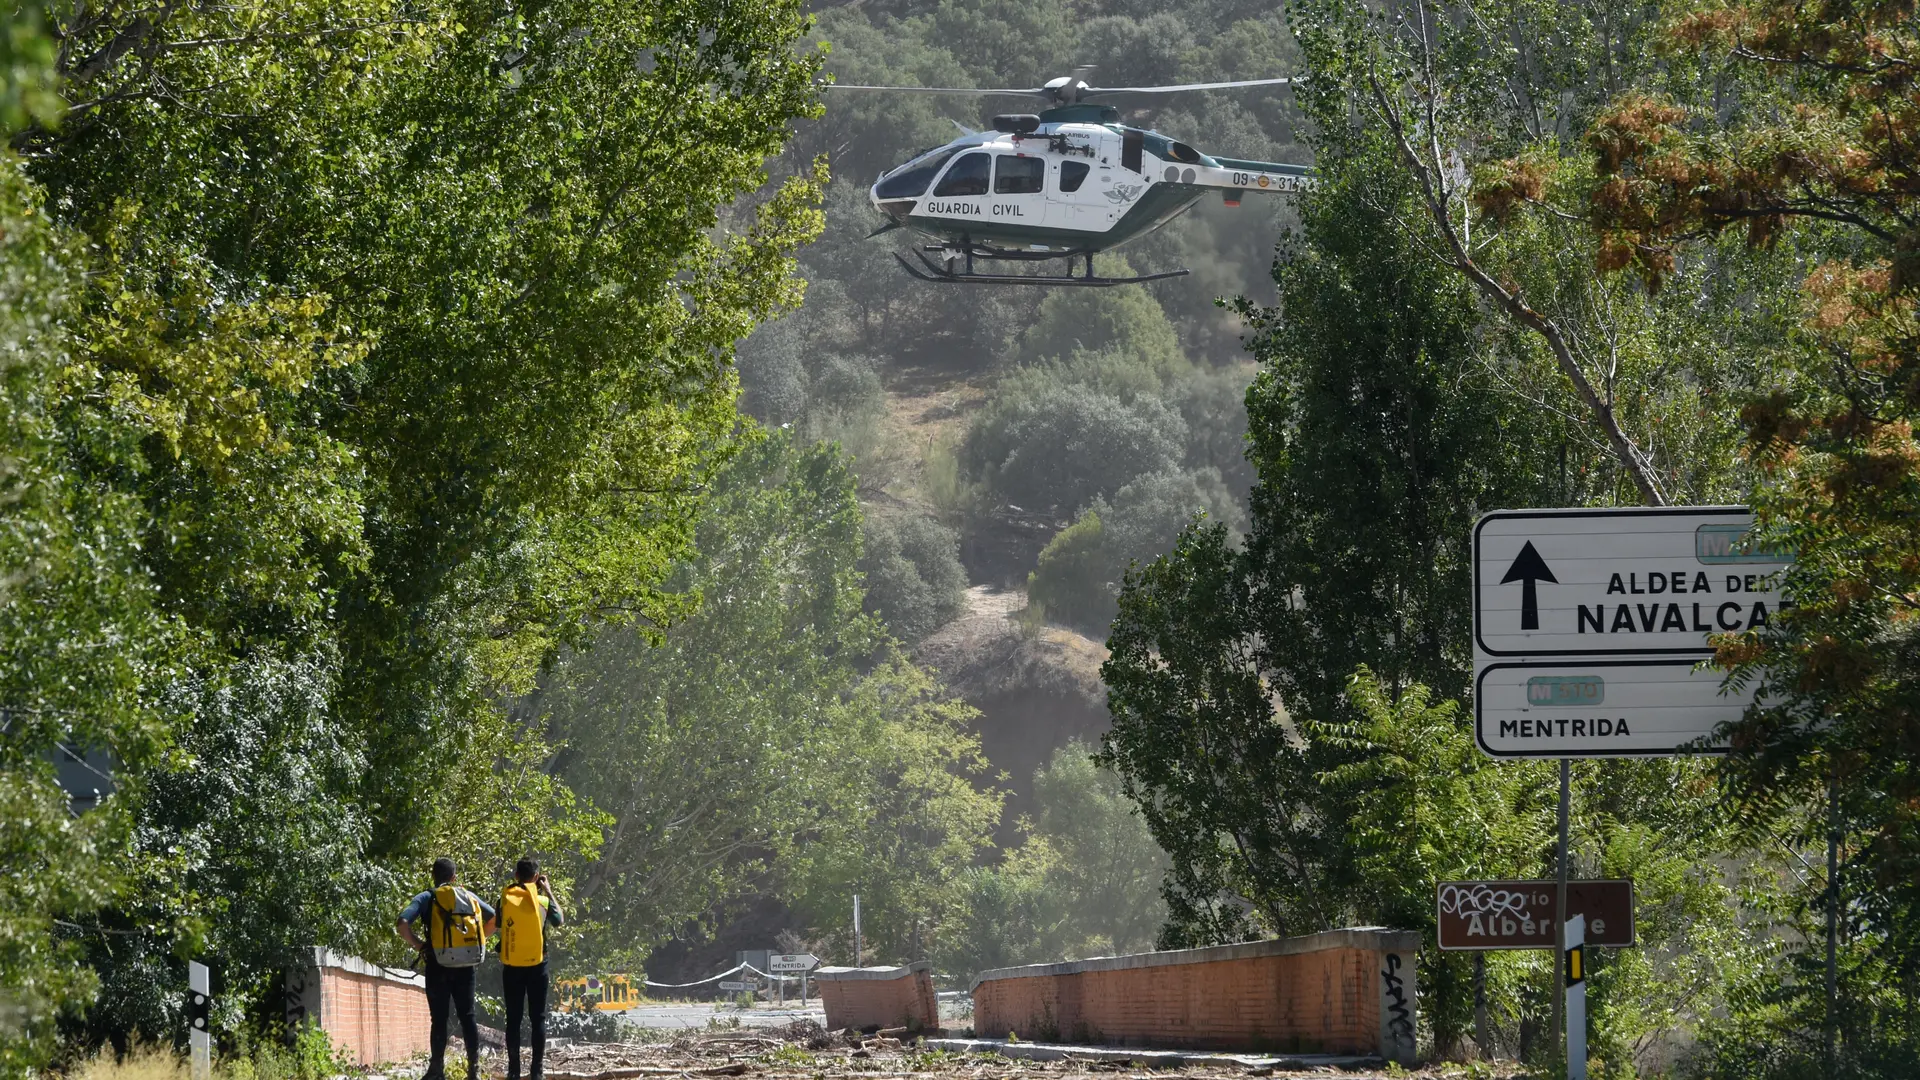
xmin=282 ymin=956 xmax=323 ymax=1043
xmin=1379 ymin=952 xmax=1415 ymax=1061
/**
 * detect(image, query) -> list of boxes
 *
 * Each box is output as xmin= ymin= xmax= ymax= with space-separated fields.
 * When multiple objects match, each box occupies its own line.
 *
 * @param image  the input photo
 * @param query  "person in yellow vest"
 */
xmin=397 ymin=858 xmax=497 ymax=1080
xmin=499 ymin=858 xmax=566 ymax=1080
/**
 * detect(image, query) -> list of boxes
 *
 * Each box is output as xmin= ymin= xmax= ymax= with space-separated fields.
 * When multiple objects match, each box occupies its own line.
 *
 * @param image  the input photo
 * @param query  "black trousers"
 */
xmin=502 ymin=962 xmax=550 ymax=1080
xmin=425 ymin=962 xmax=479 ymax=1080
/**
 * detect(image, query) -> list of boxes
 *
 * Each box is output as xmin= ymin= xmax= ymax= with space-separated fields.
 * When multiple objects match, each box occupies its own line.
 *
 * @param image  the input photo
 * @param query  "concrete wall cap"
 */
xmin=813 ymin=961 xmax=932 ymax=981
xmin=307 ymin=947 xmax=427 ymax=989
xmin=968 ymin=928 xmax=1422 ymax=991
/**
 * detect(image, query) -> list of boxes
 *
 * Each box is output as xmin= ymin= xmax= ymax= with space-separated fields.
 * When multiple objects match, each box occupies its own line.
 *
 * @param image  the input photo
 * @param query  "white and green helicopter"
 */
xmin=831 ymin=73 xmax=1312 ymax=286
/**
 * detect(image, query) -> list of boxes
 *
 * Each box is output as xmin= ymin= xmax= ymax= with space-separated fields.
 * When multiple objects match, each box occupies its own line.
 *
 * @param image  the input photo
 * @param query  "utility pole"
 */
xmin=1551 ymin=758 xmax=1570 ymax=1066
xmin=1474 ymin=953 xmax=1489 ymax=1058
xmin=853 ymin=894 xmax=863 ymax=967
xmin=1827 ymin=774 xmax=1839 ymax=1074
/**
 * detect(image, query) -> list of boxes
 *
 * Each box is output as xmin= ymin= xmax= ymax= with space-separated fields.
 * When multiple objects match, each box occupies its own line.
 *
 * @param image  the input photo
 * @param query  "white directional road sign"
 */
xmin=1475 ymin=507 xmax=1789 ymax=658
xmin=718 ymin=980 xmax=755 ymax=992
xmin=1476 ymin=659 xmax=1753 ymax=757
xmin=768 ymin=953 xmax=819 ymax=971
xmin=1472 ymin=507 xmax=1789 ymax=757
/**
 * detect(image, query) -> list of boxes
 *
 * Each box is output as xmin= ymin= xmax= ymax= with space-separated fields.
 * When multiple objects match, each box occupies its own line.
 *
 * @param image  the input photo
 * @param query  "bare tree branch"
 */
xmin=1363 ymin=48 xmax=1669 ymax=506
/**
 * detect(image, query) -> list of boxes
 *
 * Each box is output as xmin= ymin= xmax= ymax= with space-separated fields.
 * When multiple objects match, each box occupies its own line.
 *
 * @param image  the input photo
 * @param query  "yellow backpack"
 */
xmin=498 ymin=883 xmax=547 ymax=967
xmin=430 ymin=884 xmax=487 ymax=968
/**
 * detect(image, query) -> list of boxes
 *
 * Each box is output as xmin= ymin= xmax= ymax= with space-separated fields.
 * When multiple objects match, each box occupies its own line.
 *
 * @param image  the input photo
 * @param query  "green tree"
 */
xmin=784 ymin=658 xmax=1003 ymax=964
xmin=538 ymin=431 xmax=998 ymax=969
xmin=930 ymin=742 xmax=1167 ymax=983
xmin=1017 ymin=278 xmax=1187 ymax=375
xmin=1095 ymin=136 xmax=1632 ymax=1055
xmin=963 ymin=382 xmax=1188 ymax=516
xmin=861 ymin=512 xmax=968 ymax=643
xmin=0 ymin=137 xmax=158 ymax=1070
xmin=1236 ymin=156 xmax=1562 ymax=732
xmin=539 ymin=431 xmax=875 ymax=967
xmin=1572 ymin=0 xmax=1920 ymax=1066
xmin=1027 ymin=512 xmax=1113 ymax=632
xmin=1316 ymin=670 xmax=1554 ymax=1056
xmin=1101 ymin=522 xmax=1326 ymax=942
xmin=11 ymin=0 xmax=827 ymax=1047
xmin=1028 ymin=469 xmax=1244 ymax=634
xmin=1024 ymin=742 xmax=1169 ymax=958
xmin=1285 ymin=0 xmax=1789 ymax=508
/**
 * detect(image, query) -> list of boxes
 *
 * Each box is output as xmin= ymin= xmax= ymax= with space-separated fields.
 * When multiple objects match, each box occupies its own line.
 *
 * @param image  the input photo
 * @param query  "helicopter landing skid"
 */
xmin=894 ymin=250 xmax=1189 ymax=287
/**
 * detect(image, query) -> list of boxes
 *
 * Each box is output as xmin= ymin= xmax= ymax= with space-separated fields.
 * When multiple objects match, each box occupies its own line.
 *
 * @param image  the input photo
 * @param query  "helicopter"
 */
xmin=829 ymin=73 xmax=1313 ymax=286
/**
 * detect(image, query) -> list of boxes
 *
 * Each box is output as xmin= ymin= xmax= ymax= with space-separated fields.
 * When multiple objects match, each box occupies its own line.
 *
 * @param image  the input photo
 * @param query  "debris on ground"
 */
xmin=432 ymin=1020 xmax=1534 ymax=1080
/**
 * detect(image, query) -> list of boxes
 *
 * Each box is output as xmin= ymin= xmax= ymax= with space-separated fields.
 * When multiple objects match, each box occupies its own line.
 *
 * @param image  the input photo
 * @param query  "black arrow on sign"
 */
xmin=1500 ymin=541 xmax=1557 ymax=631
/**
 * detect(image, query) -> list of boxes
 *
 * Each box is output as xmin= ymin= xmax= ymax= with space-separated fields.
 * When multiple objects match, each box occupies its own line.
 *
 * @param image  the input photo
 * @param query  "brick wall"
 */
xmin=971 ymin=928 xmax=1419 ymax=1064
xmin=813 ymin=963 xmax=939 ymax=1033
xmin=286 ymin=949 xmax=431 ymax=1066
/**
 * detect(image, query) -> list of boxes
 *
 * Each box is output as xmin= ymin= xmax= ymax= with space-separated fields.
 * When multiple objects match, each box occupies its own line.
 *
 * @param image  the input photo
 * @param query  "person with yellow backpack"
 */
xmin=498 ymin=858 xmax=566 ymax=1080
xmin=397 ymin=858 xmax=497 ymax=1080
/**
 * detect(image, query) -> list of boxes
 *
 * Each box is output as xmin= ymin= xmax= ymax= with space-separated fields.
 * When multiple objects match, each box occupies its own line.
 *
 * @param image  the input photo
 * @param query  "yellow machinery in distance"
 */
xmin=555 ymin=974 xmax=641 ymax=1012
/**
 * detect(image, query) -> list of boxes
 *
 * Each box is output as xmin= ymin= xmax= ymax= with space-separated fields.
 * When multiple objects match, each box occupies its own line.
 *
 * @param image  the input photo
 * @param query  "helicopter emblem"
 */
xmin=831 ymin=72 xmax=1315 ymax=286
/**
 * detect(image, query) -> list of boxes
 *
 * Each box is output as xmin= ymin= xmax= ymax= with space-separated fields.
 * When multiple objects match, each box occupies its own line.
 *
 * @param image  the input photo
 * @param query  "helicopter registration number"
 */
xmin=1230 ymin=172 xmax=1306 ymax=192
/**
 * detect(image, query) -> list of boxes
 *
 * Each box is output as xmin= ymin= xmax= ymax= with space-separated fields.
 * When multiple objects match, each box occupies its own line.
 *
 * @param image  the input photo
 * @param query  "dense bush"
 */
xmin=963 ymin=383 xmax=1188 ymax=515
xmin=1017 ymin=277 xmax=1186 ymax=374
xmin=735 ymin=318 xmax=810 ymax=426
xmin=1024 ymin=512 xmax=1111 ymax=631
xmin=1026 ymin=469 xmax=1244 ymax=634
xmin=1168 ymin=365 xmax=1257 ymax=502
xmin=861 ymin=513 xmax=969 ymax=642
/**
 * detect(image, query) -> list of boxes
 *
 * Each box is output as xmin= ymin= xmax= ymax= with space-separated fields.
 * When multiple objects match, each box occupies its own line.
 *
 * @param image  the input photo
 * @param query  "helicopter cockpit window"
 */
xmin=1059 ymin=160 xmax=1090 ymax=193
xmin=994 ymin=155 xmax=1045 ymax=194
xmin=933 ymin=152 xmax=991 ymax=197
xmin=875 ymin=148 xmax=959 ymax=200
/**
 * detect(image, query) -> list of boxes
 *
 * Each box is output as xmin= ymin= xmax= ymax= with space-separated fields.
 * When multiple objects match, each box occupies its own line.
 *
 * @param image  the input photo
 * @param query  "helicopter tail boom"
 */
xmin=1172 ymin=159 xmax=1315 ymax=196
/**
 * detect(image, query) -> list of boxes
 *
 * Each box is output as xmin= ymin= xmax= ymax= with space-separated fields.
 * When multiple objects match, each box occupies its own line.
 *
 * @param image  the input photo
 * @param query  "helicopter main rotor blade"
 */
xmin=1085 ymin=77 xmax=1299 ymax=94
xmin=825 ymin=84 xmax=1049 ymax=97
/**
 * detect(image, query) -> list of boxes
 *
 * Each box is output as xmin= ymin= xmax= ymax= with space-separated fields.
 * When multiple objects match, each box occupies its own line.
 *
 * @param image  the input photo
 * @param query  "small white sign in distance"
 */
xmin=718 ymin=981 xmax=754 ymax=991
xmin=1474 ymin=507 xmax=1789 ymax=658
xmin=767 ymin=953 xmax=819 ymax=971
xmin=1476 ymin=659 xmax=1752 ymax=757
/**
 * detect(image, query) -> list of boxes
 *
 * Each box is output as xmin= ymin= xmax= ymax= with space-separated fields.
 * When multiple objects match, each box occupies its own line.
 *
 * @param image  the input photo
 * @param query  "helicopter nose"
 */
xmin=869 ymin=181 xmax=915 ymax=224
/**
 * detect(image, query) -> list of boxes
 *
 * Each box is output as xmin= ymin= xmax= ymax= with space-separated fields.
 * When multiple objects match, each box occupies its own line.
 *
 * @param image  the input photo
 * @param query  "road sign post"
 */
xmin=769 ymin=954 xmax=819 ymax=1010
xmin=187 ymin=961 xmax=211 ymax=1080
xmin=1566 ymin=914 xmax=1587 ymax=1080
xmin=1554 ymin=760 xmax=1569 ymax=1055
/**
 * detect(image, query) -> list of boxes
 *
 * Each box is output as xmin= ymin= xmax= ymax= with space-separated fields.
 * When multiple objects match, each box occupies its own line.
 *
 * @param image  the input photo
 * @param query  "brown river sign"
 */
xmin=1437 ymin=879 xmax=1635 ymax=950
